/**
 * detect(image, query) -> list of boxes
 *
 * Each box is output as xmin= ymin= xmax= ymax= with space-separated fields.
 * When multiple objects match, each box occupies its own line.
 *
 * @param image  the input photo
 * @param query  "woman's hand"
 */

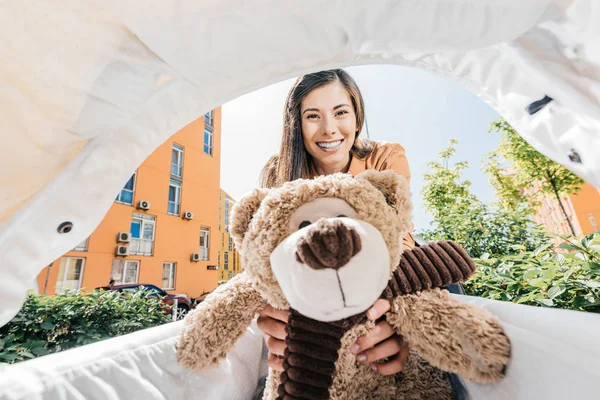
xmin=257 ymin=304 xmax=290 ymax=371
xmin=351 ymin=299 xmax=409 ymax=375
xmin=257 ymin=300 xmax=409 ymax=375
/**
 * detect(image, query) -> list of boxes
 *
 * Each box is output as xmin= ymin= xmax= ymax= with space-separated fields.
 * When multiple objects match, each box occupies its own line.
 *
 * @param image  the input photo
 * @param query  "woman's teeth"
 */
xmin=317 ymin=140 xmax=342 ymax=149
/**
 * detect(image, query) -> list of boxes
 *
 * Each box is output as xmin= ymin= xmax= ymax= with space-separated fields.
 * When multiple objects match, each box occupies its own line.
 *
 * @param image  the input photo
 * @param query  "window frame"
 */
xmin=168 ymin=179 xmax=182 ymax=216
xmin=110 ymin=259 xmax=140 ymax=284
xmin=205 ymin=110 xmax=214 ymax=129
xmin=55 ymin=256 xmax=85 ymax=294
xmin=225 ymin=197 xmax=230 ymax=232
xmin=171 ymin=143 xmax=184 ymax=178
xmin=129 ymin=212 xmax=155 ymax=256
xmin=73 ymin=237 xmax=89 ymax=252
xmin=199 ymin=227 xmax=210 ymax=260
xmin=162 ymin=262 xmax=176 ymax=290
xmin=115 ymin=172 xmax=137 ymax=205
xmin=203 ymin=126 xmax=213 ymax=156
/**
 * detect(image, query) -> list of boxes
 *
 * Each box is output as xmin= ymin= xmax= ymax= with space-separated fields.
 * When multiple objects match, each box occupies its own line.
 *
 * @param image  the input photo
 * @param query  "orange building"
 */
xmin=529 ymin=181 xmax=600 ymax=236
xmin=37 ymin=109 xmax=222 ymax=299
xmin=217 ymin=189 xmax=242 ymax=282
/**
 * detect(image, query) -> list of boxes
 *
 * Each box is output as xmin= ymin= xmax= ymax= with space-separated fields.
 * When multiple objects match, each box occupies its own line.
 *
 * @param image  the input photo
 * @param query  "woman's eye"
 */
xmin=299 ymin=221 xmax=311 ymax=229
xmin=335 ymin=110 xmax=349 ymax=116
xmin=337 ymin=214 xmax=347 ymax=218
xmin=306 ymin=114 xmax=318 ymax=119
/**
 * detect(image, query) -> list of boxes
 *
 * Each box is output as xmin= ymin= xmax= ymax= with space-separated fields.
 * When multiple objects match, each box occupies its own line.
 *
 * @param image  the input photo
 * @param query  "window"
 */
xmin=205 ymin=110 xmax=214 ymax=129
xmin=168 ymin=180 xmax=181 ymax=215
xmin=73 ymin=237 xmax=89 ymax=252
xmin=217 ymin=251 xmax=221 ymax=268
xmin=129 ymin=212 xmax=155 ymax=256
xmin=228 ymin=272 xmax=232 ymax=280
xmin=203 ymin=127 xmax=213 ymax=155
xmin=224 ymin=252 xmax=229 ymax=270
xmin=228 ymin=236 xmax=233 ymax=252
xmin=116 ymin=173 xmax=136 ymax=205
xmin=590 ymin=214 xmax=599 ymax=232
xmin=225 ymin=197 xmax=230 ymax=232
xmin=199 ymin=227 xmax=210 ymax=260
xmin=55 ymin=257 xmax=85 ymax=293
xmin=162 ymin=262 xmax=176 ymax=290
xmin=171 ymin=144 xmax=184 ymax=177
xmin=110 ymin=259 xmax=140 ymax=284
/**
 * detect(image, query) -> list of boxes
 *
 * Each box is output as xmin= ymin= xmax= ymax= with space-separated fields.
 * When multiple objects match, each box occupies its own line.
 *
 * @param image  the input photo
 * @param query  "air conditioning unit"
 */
xmin=137 ymin=200 xmax=151 ymax=210
xmin=116 ymin=232 xmax=130 ymax=243
xmin=115 ymin=245 xmax=128 ymax=257
xmin=182 ymin=211 xmax=194 ymax=220
xmin=190 ymin=253 xmax=201 ymax=262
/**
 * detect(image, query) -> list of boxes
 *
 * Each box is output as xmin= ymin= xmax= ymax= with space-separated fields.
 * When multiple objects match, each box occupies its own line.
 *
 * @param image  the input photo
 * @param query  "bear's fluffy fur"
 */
xmin=176 ymin=170 xmax=511 ymax=399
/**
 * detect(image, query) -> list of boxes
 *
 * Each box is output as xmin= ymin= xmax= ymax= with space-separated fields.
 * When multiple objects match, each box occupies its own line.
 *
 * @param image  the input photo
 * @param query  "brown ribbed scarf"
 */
xmin=276 ymin=240 xmax=476 ymax=400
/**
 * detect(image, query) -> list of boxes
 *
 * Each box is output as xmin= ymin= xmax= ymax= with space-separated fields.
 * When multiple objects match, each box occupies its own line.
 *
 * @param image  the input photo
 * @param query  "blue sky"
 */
xmin=221 ymin=65 xmax=501 ymax=231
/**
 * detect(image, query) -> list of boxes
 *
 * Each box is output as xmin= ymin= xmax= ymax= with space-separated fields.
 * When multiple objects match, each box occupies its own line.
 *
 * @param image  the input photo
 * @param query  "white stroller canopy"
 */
xmin=0 ymin=0 xmax=599 ymax=326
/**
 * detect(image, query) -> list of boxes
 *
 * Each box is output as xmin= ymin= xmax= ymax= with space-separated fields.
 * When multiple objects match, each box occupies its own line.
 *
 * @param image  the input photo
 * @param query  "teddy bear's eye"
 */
xmin=299 ymin=221 xmax=311 ymax=230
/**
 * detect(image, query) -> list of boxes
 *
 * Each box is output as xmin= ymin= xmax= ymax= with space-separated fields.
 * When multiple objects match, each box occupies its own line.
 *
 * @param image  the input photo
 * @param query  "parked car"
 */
xmin=97 ymin=283 xmax=192 ymax=320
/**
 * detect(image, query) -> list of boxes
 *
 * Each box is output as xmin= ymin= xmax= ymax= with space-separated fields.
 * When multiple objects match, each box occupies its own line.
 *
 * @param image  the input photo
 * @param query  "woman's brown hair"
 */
xmin=260 ymin=69 xmax=373 ymax=188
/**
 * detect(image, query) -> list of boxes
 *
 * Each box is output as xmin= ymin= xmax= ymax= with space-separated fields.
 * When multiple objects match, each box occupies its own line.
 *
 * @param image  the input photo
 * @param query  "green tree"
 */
xmin=421 ymin=139 xmax=476 ymax=221
xmin=419 ymin=139 xmax=548 ymax=258
xmin=489 ymin=119 xmax=584 ymax=235
xmin=482 ymin=150 xmax=530 ymax=213
xmin=465 ymin=232 xmax=600 ymax=313
xmin=0 ymin=288 xmax=172 ymax=364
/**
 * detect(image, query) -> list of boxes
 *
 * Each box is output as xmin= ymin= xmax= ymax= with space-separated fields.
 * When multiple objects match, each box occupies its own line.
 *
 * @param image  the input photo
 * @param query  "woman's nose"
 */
xmin=321 ymin=116 xmax=337 ymax=136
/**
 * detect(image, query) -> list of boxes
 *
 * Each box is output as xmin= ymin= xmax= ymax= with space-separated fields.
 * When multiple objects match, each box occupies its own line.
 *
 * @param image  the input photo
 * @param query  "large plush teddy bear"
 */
xmin=177 ymin=170 xmax=511 ymax=400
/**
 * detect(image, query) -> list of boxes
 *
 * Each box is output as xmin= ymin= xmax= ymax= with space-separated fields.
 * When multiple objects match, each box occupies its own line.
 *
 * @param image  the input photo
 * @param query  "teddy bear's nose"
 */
xmin=295 ymin=219 xmax=362 ymax=270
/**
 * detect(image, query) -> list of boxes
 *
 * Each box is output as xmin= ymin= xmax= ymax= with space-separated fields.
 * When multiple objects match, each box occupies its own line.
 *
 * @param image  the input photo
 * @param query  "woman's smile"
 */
xmin=316 ymin=139 xmax=344 ymax=152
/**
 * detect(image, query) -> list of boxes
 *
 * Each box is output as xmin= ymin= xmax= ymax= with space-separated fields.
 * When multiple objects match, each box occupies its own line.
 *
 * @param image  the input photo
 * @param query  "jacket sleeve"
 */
xmin=382 ymin=144 xmax=411 ymax=183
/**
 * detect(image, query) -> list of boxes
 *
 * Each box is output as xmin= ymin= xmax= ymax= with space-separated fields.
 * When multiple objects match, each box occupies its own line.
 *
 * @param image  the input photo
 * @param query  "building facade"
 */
xmin=529 ymin=181 xmax=600 ymax=236
xmin=37 ymin=109 xmax=222 ymax=299
xmin=217 ymin=189 xmax=242 ymax=282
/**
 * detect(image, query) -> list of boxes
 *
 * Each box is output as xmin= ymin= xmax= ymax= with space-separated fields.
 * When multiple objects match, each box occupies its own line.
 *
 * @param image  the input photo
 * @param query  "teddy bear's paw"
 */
xmin=461 ymin=318 xmax=511 ymax=383
xmin=175 ymin=310 xmax=228 ymax=372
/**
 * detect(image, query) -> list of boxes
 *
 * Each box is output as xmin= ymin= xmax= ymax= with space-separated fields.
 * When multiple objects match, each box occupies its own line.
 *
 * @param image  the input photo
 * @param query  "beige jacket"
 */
xmin=348 ymin=141 xmax=415 ymax=249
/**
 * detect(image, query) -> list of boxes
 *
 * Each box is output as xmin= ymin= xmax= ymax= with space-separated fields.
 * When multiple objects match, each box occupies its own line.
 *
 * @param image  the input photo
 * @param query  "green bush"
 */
xmin=0 ymin=288 xmax=172 ymax=364
xmin=464 ymin=232 xmax=600 ymax=312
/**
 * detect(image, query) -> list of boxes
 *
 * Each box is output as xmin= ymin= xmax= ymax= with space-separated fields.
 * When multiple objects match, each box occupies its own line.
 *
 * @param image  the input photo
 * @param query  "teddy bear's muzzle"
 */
xmin=295 ymin=219 xmax=362 ymax=270
xmin=270 ymin=217 xmax=391 ymax=322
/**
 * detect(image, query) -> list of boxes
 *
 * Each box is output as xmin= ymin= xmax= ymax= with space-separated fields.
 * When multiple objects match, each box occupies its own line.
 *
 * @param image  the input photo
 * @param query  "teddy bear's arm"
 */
xmin=176 ymin=272 xmax=266 ymax=372
xmin=386 ymin=288 xmax=511 ymax=383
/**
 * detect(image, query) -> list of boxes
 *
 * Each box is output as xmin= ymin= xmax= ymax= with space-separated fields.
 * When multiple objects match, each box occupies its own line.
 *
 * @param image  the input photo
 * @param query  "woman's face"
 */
xmin=300 ymin=81 xmax=357 ymax=171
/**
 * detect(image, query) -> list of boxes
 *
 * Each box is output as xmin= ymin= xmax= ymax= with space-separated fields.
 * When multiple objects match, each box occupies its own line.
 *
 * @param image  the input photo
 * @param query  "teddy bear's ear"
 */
xmin=230 ymin=188 xmax=269 ymax=249
xmin=356 ymin=170 xmax=412 ymax=232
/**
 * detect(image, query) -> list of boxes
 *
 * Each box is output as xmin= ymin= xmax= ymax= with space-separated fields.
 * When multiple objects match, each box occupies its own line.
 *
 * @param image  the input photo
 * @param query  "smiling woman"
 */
xmin=257 ymin=69 xmax=415 ymax=378
xmin=261 ymin=70 xmax=372 ymax=186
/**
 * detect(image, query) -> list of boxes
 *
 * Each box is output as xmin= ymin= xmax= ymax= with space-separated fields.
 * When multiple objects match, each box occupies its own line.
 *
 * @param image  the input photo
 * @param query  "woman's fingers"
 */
xmin=257 ymin=309 xmax=288 ymax=341
xmin=265 ymin=335 xmax=286 ymax=357
xmin=261 ymin=304 xmax=291 ymax=322
xmin=371 ymin=344 xmax=409 ymax=376
xmin=266 ymin=353 xmax=284 ymax=371
xmin=356 ymin=335 xmax=403 ymax=365
xmin=352 ymin=320 xmax=395 ymax=354
xmin=257 ymin=305 xmax=290 ymax=370
xmin=366 ymin=299 xmax=391 ymax=320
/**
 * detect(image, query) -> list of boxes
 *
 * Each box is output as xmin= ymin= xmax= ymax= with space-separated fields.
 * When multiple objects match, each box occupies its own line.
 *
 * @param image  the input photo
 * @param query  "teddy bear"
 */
xmin=176 ymin=170 xmax=511 ymax=400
